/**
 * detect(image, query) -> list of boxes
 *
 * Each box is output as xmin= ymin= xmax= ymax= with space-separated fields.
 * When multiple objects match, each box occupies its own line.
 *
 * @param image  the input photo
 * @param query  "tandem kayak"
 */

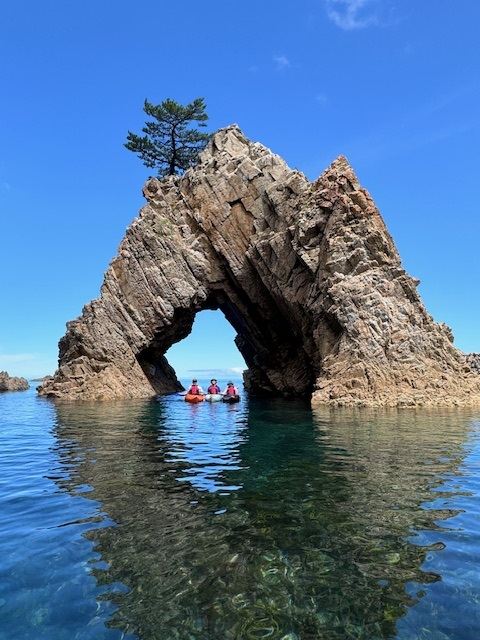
xmin=205 ymin=393 xmax=223 ymax=402
xmin=184 ymin=393 xmax=205 ymax=403
xmin=222 ymin=395 xmax=241 ymax=404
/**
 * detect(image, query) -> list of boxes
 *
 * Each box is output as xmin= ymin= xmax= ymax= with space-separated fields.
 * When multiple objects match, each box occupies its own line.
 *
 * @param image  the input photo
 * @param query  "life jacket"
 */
xmin=226 ymin=386 xmax=237 ymax=396
xmin=208 ymin=384 xmax=220 ymax=394
xmin=190 ymin=384 xmax=200 ymax=395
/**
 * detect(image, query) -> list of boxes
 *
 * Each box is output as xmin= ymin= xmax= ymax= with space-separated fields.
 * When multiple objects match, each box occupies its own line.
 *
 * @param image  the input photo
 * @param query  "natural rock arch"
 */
xmin=39 ymin=125 xmax=480 ymax=406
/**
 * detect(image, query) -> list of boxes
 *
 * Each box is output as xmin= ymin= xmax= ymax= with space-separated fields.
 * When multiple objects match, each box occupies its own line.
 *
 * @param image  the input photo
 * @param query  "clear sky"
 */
xmin=1 ymin=0 xmax=479 ymax=378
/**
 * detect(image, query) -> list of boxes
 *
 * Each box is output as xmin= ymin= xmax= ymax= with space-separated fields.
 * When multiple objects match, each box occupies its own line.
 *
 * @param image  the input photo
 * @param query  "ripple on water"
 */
xmin=1 ymin=387 xmax=480 ymax=639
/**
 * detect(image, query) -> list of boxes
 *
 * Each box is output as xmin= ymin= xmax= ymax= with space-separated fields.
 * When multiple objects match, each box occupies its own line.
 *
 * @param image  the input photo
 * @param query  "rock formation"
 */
xmin=466 ymin=354 xmax=480 ymax=375
xmin=39 ymin=125 xmax=480 ymax=406
xmin=0 ymin=371 xmax=29 ymax=392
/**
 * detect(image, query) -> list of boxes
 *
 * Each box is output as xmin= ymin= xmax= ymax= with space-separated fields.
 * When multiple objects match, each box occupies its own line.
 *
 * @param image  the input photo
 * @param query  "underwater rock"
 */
xmin=39 ymin=125 xmax=480 ymax=406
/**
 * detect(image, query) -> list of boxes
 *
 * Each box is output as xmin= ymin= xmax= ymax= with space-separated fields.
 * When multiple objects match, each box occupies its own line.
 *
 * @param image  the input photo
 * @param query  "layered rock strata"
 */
xmin=39 ymin=125 xmax=480 ymax=406
xmin=0 ymin=371 xmax=29 ymax=392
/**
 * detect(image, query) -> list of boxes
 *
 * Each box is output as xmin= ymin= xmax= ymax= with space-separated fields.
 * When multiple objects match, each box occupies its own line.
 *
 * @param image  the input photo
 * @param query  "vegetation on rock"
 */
xmin=125 ymin=98 xmax=210 ymax=176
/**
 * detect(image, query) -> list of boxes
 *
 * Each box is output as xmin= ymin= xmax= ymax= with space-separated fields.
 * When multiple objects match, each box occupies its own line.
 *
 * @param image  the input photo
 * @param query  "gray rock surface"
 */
xmin=0 ymin=371 xmax=29 ymax=392
xmin=466 ymin=354 xmax=480 ymax=374
xmin=39 ymin=125 xmax=480 ymax=406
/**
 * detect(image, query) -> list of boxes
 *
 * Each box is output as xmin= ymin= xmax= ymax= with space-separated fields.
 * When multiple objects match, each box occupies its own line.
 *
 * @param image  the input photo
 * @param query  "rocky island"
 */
xmin=0 ymin=371 xmax=29 ymax=392
xmin=39 ymin=125 xmax=480 ymax=407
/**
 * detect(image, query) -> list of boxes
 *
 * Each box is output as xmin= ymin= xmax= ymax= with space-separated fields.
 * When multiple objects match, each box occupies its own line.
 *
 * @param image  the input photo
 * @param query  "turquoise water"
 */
xmin=1 ymin=386 xmax=480 ymax=639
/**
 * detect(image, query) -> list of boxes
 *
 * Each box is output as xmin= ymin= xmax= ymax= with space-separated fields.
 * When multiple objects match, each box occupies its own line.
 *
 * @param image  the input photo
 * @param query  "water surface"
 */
xmin=1 ymin=386 xmax=480 ymax=639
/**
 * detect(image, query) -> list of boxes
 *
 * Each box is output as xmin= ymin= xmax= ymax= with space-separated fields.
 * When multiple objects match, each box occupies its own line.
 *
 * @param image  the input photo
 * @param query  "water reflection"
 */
xmin=160 ymin=398 xmax=248 ymax=492
xmin=51 ymin=398 xmax=480 ymax=640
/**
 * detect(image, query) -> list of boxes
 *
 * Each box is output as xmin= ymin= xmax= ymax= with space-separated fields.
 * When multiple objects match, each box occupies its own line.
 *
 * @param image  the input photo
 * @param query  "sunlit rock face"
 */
xmin=39 ymin=125 xmax=480 ymax=406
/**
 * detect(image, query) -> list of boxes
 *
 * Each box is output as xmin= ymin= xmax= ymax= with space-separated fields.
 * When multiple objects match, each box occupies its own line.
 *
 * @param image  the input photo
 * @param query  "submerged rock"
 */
xmin=39 ymin=125 xmax=480 ymax=406
xmin=0 ymin=371 xmax=29 ymax=392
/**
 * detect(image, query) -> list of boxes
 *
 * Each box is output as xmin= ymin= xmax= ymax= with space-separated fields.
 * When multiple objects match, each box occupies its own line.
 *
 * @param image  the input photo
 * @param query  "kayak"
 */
xmin=184 ymin=393 xmax=205 ymax=403
xmin=205 ymin=393 xmax=223 ymax=402
xmin=222 ymin=395 xmax=241 ymax=404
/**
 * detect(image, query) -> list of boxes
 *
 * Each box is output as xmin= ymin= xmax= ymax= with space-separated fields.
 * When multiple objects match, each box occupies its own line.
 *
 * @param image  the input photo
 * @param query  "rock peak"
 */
xmin=330 ymin=154 xmax=351 ymax=170
xmin=39 ymin=129 xmax=480 ymax=406
xmin=202 ymin=123 xmax=251 ymax=158
xmin=319 ymin=154 xmax=360 ymax=187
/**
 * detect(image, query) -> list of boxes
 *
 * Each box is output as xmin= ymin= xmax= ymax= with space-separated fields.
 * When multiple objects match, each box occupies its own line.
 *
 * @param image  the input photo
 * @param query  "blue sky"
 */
xmin=1 ymin=0 xmax=479 ymax=377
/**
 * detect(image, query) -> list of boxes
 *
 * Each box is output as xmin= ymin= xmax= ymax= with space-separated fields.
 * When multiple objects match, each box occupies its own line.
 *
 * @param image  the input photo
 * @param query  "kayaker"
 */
xmin=207 ymin=379 xmax=221 ymax=394
xmin=222 ymin=381 xmax=238 ymax=396
xmin=187 ymin=379 xmax=204 ymax=395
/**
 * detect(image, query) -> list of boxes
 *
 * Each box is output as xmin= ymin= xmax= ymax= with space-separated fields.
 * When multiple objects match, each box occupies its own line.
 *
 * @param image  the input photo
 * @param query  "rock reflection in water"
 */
xmin=52 ymin=398 xmax=479 ymax=640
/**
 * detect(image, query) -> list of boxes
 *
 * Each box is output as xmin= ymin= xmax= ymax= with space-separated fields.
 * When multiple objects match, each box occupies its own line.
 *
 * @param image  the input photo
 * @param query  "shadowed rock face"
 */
xmin=39 ymin=125 xmax=480 ymax=406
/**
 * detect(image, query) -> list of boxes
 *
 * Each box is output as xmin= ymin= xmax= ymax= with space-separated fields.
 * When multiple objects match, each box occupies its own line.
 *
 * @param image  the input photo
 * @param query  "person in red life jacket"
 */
xmin=222 ymin=381 xmax=238 ymax=396
xmin=187 ymin=379 xmax=204 ymax=395
xmin=207 ymin=379 xmax=221 ymax=394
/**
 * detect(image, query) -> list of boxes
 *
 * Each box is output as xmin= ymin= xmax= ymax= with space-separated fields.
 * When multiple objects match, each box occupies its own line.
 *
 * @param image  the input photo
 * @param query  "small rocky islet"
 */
xmin=38 ymin=125 xmax=480 ymax=407
xmin=0 ymin=371 xmax=29 ymax=392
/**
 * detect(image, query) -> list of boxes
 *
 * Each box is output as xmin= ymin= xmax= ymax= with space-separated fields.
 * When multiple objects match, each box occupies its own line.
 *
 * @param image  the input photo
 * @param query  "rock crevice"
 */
xmin=39 ymin=125 xmax=480 ymax=406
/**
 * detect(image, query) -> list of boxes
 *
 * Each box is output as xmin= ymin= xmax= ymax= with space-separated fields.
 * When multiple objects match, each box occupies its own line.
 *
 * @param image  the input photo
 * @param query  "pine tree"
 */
xmin=125 ymin=98 xmax=210 ymax=177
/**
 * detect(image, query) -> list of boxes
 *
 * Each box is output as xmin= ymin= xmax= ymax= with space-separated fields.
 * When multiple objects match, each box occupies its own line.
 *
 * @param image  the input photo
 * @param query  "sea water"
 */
xmin=1 ymin=384 xmax=480 ymax=640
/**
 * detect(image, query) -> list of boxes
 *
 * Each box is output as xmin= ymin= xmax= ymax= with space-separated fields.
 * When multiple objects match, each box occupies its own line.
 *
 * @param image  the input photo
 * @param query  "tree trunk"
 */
xmin=169 ymin=126 xmax=176 ymax=175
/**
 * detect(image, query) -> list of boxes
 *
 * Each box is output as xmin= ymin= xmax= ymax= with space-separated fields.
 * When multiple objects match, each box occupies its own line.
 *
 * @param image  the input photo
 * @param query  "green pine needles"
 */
xmin=125 ymin=98 xmax=210 ymax=177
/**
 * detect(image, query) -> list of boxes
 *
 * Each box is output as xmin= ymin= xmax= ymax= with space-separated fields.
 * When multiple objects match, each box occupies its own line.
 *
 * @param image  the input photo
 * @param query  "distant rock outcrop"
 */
xmin=39 ymin=125 xmax=480 ymax=406
xmin=0 ymin=371 xmax=29 ymax=392
xmin=466 ymin=354 xmax=480 ymax=375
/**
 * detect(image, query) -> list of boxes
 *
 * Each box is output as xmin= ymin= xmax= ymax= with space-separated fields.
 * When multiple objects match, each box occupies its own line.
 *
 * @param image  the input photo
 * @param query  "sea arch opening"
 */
xmin=165 ymin=309 xmax=246 ymax=390
xmin=135 ymin=291 xmax=317 ymax=398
